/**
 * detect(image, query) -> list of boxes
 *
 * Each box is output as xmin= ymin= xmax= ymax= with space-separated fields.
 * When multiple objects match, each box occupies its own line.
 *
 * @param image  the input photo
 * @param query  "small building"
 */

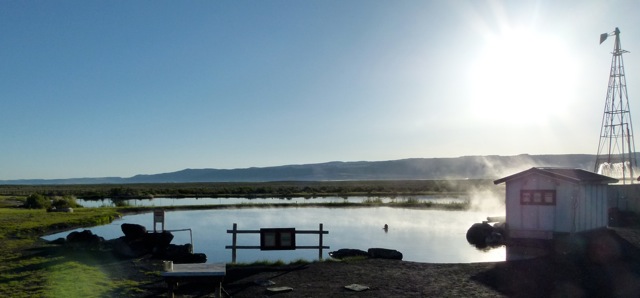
xmin=494 ymin=167 xmax=618 ymax=239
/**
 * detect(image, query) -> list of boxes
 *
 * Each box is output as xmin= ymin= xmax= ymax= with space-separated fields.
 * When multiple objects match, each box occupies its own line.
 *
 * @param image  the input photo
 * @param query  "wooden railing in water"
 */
xmin=225 ymin=223 xmax=329 ymax=263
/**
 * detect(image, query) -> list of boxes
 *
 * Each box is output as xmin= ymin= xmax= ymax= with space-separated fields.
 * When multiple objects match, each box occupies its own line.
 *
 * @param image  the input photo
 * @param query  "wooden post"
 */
xmin=232 ymin=223 xmax=238 ymax=263
xmin=318 ymin=223 xmax=324 ymax=260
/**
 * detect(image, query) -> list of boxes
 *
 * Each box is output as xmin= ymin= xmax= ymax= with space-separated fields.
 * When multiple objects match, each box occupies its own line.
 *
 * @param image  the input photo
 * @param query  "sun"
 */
xmin=468 ymin=27 xmax=578 ymax=125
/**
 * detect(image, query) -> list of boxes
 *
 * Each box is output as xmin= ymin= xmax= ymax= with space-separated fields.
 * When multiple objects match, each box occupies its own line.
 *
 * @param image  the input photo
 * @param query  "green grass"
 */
xmin=45 ymin=261 xmax=111 ymax=297
xmin=0 ymin=202 xmax=141 ymax=297
xmin=0 ymin=207 xmax=119 ymax=239
xmin=0 ymin=195 xmax=25 ymax=207
xmin=362 ymin=197 xmax=384 ymax=204
xmin=0 ymin=246 xmax=147 ymax=298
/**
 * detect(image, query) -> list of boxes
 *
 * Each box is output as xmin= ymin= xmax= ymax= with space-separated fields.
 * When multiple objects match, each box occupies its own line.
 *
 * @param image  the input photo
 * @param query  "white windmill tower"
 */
xmin=594 ymin=28 xmax=638 ymax=183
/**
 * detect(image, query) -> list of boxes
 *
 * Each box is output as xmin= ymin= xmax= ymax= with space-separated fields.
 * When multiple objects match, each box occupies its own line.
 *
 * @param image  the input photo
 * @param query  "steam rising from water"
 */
xmin=596 ymin=162 xmax=638 ymax=181
xmin=475 ymin=155 xmax=539 ymax=179
xmin=468 ymin=186 xmax=505 ymax=216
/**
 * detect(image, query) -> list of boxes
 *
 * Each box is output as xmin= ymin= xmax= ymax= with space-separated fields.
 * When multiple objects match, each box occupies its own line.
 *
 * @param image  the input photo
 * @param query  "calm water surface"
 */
xmin=76 ymin=196 xmax=467 ymax=208
xmin=43 ymin=207 xmax=504 ymax=264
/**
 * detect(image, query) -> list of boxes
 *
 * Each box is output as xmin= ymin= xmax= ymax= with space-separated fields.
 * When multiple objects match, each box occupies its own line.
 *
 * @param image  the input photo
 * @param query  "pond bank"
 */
xmin=5 ymin=197 xmax=640 ymax=297
xmin=67 ymin=226 xmax=639 ymax=297
xmin=222 ymin=227 xmax=640 ymax=297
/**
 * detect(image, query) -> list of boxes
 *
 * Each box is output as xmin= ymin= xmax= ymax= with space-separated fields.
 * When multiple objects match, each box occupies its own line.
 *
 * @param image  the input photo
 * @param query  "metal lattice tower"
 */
xmin=594 ymin=27 xmax=638 ymax=183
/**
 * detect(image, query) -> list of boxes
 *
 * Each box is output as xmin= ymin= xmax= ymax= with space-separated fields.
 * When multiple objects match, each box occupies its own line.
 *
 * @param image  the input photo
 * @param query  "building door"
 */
xmin=520 ymin=190 xmax=555 ymax=231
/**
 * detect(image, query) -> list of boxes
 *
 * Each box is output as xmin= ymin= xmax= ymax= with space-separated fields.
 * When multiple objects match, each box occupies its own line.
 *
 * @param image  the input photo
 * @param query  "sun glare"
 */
xmin=468 ymin=27 xmax=578 ymax=124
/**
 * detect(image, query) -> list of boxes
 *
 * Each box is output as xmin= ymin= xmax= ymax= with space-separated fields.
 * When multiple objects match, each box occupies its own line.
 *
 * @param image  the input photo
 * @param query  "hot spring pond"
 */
xmin=75 ymin=195 xmax=467 ymax=207
xmin=43 ymin=207 xmax=505 ymax=264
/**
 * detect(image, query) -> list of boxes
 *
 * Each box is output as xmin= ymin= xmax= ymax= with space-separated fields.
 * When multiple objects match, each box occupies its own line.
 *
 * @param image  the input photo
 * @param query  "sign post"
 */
xmin=260 ymin=228 xmax=296 ymax=250
xmin=154 ymin=210 xmax=165 ymax=232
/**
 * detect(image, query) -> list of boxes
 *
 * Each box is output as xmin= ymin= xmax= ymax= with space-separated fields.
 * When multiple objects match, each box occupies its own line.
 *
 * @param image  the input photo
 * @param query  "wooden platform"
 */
xmin=161 ymin=263 xmax=226 ymax=298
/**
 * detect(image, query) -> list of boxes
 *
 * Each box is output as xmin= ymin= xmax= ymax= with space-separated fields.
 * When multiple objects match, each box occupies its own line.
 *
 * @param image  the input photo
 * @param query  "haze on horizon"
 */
xmin=1 ymin=1 xmax=639 ymax=180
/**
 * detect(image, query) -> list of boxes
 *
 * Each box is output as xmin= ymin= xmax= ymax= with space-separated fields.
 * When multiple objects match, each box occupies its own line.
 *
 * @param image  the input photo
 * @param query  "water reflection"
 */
xmin=43 ymin=207 xmax=505 ymax=264
xmin=76 ymin=196 xmax=467 ymax=208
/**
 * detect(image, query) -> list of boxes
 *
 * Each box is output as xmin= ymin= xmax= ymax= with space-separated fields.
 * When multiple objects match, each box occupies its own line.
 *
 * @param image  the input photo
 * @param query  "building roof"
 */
xmin=493 ymin=167 xmax=619 ymax=185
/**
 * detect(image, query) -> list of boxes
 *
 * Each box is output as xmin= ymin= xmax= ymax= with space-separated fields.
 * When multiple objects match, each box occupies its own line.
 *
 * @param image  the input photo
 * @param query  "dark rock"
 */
xmin=110 ymin=237 xmax=148 ymax=258
xmin=66 ymin=230 xmax=104 ymax=250
xmin=486 ymin=232 xmax=503 ymax=245
xmin=153 ymin=243 xmax=192 ymax=258
xmin=173 ymin=252 xmax=207 ymax=264
xmin=48 ymin=237 xmax=66 ymax=245
xmin=143 ymin=231 xmax=174 ymax=250
xmin=368 ymin=248 xmax=403 ymax=260
xmin=493 ymin=222 xmax=506 ymax=235
xmin=466 ymin=222 xmax=494 ymax=248
xmin=329 ymin=248 xmax=369 ymax=259
xmin=166 ymin=243 xmax=193 ymax=256
xmin=153 ymin=243 xmax=205 ymax=263
xmin=121 ymin=223 xmax=147 ymax=240
xmin=489 ymin=222 xmax=506 ymax=244
xmin=110 ymin=230 xmax=175 ymax=259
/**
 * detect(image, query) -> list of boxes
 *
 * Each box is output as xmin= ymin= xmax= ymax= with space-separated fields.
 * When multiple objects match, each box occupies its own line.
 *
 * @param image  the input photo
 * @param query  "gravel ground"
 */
xmin=222 ymin=259 xmax=501 ymax=297
xmin=148 ymin=227 xmax=640 ymax=298
xmin=39 ymin=225 xmax=638 ymax=297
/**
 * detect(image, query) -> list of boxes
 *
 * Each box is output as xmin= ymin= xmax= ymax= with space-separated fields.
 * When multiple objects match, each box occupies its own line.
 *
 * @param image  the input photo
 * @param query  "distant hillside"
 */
xmin=0 ymin=154 xmax=600 ymax=185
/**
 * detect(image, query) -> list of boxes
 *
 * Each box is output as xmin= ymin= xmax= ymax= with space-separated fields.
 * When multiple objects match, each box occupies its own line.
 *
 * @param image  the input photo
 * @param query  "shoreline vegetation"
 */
xmin=2 ymin=182 xmax=640 ymax=297
xmin=0 ymin=201 xmax=124 ymax=297
xmin=0 ymin=179 xmax=500 ymax=199
xmin=0 ymin=180 xmax=503 ymax=297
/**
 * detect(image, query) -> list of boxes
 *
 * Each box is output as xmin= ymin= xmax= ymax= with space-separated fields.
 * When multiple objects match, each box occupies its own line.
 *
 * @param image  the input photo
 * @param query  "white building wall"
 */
xmin=579 ymin=184 xmax=608 ymax=231
xmin=505 ymin=181 xmax=521 ymax=230
xmin=600 ymin=185 xmax=608 ymax=227
xmin=585 ymin=186 xmax=595 ymax=231
xmin=554 ymin=181 xmax=574 ymax=233
xmin=596 ymin=185 xmax=604 ymax=228
xmin=505 ymin=174 xmax=557 ymax=238
xmin=576 ymin=185 xmax=590 ymax=232
xmin=502 ymin=171 xmax=611 ymax=239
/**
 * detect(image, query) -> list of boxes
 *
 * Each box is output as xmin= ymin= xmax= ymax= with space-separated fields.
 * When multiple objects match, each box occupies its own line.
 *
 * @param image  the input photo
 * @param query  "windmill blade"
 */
xmin=600 ymin=33 xmax=609 ymax=44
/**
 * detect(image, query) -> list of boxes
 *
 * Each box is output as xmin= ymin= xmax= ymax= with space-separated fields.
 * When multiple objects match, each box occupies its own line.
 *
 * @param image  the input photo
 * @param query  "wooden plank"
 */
xmin=225 ymin=245 xmax=262 ymax=249
xmin=162 ymin=263 xmax=226 ymax=298
xmin=226 ymin=229 xmax=328 ymax=234
xmin=225 ymin=245 xmax=330 ymax=249
xmin=162 ymin=263 xmax=225 ymax=277
xmin=227 ymin=229 xmax=260 ymax=233
xmin=296 ymin=230 xmax=329 ymax=234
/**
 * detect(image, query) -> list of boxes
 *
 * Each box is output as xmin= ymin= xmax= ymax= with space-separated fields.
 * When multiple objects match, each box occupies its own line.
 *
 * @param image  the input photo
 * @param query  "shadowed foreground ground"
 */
xmin=154 ymin=228 xmax=640 ymax=297
xmin=27 ymin=227 xmax=640 ymax=297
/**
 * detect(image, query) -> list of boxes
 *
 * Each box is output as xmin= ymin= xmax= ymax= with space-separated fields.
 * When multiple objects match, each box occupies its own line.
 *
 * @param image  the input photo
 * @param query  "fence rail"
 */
xmin=165 ymin=228 xmax=193 ymax=253
xmin=225 ymin=223 xmax=329 ymax=263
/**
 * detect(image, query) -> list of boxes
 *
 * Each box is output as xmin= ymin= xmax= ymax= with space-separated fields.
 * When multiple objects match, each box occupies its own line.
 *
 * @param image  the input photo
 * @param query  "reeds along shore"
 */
xmin=0 ymin=179 xmax=499 ymax=199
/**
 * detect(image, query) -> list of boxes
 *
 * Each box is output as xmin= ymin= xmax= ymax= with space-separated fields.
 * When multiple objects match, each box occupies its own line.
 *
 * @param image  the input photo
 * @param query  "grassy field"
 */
xmin=0 ymin=201 xmax=141 ymax=297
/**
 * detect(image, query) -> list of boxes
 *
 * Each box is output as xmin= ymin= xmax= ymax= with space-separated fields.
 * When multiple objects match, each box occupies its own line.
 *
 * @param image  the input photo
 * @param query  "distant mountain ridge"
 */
xmin=0 ymin=154 xmax=601 ymax=185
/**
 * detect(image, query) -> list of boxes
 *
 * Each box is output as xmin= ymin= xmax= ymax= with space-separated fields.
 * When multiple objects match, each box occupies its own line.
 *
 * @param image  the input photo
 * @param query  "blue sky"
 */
xmin=1 ymin=1 xmax=639 ymax=179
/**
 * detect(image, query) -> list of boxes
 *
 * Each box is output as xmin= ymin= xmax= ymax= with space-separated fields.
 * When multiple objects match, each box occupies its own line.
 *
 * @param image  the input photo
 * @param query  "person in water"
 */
xmin=383 ymin=224 xmax=388 ymax=231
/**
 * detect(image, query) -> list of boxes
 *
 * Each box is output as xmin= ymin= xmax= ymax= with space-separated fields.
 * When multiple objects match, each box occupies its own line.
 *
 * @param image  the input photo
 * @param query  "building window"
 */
xmin=520 ymin=190 xmax=555 ymax=205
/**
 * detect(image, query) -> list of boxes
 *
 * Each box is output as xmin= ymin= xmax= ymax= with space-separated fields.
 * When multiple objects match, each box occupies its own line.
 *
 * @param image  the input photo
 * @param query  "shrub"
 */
xmin=51 ymin=195 xmax=80 ymax=209
xmin=24 ymin=194 xmax=51 ymax=209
